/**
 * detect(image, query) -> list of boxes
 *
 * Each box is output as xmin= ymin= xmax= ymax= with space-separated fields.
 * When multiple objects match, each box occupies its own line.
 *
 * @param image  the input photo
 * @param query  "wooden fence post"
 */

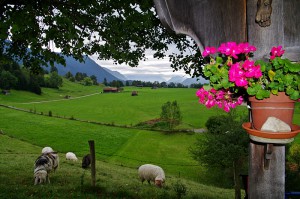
xmin=88 ymin=140 xmax=96 ymax=187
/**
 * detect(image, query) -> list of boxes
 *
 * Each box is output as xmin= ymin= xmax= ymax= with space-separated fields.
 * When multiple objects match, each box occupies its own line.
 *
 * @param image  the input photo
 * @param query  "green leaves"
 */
xmin=2 ymin=0 xmax=194 ymax=72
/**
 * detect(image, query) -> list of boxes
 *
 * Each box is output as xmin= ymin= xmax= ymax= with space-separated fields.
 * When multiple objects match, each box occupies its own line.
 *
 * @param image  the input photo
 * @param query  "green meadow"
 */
xmin=0 ymin=79 xmax=299 ymax=198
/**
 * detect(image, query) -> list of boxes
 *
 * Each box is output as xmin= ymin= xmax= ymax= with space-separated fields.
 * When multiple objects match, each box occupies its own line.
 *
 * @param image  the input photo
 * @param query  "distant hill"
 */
xmin=167 ymin=75 xmax=209 ymax=86
xmin=45 ymin=55 xmax=123 ymax=83
xmin=102 ymin=67 xmax=127 ymax=81
xmin=182 ymin=77 xmax=209 ymax=86
xmin=167 ymin=76 xmax=186 ymax=83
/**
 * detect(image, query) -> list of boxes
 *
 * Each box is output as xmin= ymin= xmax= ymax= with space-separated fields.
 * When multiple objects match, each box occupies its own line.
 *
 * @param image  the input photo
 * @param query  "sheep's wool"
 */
xmin=138 ymin=164 xmax=165 ymax=187
xmin=34 ymin=152 xmax=59 ymax=185
xmin=66 ymin=152 xmax=78 ymax=161
xmin=42 ymin=147 xmax=54 ymax=154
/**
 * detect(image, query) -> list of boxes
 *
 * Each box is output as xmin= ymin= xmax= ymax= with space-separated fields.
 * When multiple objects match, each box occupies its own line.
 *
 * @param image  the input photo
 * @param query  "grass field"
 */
xmin=0 ymin=133 xmax=237 ymax=199
xmin=0 ymin=79 xmax=299 ymax=198
xmin=0 ymin=83 xmax=246 ymax=129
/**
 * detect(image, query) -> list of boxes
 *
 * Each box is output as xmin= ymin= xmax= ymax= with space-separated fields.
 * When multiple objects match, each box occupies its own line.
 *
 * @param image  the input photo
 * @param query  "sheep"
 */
xmin=41 ymin=146 xmax=59 ymax=171
xmin=138 ymin=164 xmax=165 ymax=188
xmin=66 ymin=152 xmax=78 ymax=161
xmin=42 ymin=146 xmax=54 ymax=154
xmin=82 ymin=154 xmax=91 ymax=168
xmin=34 ymin=167 xmax=48 ymax=185
xmin=34 ymin=152 xmax=59 ymax=185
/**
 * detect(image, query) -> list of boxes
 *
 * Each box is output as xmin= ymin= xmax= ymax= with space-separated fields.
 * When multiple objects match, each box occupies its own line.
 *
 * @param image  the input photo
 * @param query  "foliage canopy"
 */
xmin=0 ymin=0 xmax=204 ymax=77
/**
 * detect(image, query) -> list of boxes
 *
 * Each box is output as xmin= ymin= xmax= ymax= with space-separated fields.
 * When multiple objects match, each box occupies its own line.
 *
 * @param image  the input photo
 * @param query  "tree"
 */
xmin=90 ymin=75 xmax=98 ymax=85
xmin=0 ymin=0 xmax=202 ymax=77
xmin=189 ymin=110 xmax=249 ymax=199
xmin=75 ymin=72 xmax=85 ymax=82
xmin=64 ymin=71 xmax=74 ymax=79
xmin=44 ymin=72 xmax=63 ymax=88
xmin=288 ymin=143 xmax=300 ymax=167
xmin=160 ymin=100 xmax=182 ymax=131
xmin=28 ymin=74 xmax=41 ymax=94
xmin=50 ymin=65 xmax=58 ymax=73
xmin=0 ymin=70 xmax=17 ymax=89
xmin=81 ymin=77 xmax=93 ymax=86
xmin=103 ymin=78 xmax=108 ymax=86
xmin=110 ymin=80 xmax=124 ymax=88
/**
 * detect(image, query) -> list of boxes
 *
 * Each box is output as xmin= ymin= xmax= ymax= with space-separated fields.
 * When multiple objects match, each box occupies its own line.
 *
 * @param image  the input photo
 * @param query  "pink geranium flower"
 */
xmin=197 ymin=41 xmax=299 ymax=112
xmin=237 ymin=42 xmax=257 ymax=54
xmin=270 ymin=46 xmax=285 ymax=60
xmin=218 ymin=42 xmax=241 ymax=59
xmin=202 ymin=47 xmax=217 ymax=57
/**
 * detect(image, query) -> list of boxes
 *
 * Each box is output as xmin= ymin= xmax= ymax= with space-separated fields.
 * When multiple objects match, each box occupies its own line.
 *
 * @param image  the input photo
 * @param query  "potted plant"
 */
xmin=196 ymin=42 xmax=300 ymax=139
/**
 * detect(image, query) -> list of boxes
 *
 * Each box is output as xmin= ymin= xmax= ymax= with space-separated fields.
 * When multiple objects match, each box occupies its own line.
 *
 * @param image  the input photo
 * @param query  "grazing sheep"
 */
xmin=34 ymin=168 xmax=49 ymax=185
xmin=42 ymin=146 xmax=54 ymax=154
xmin=82 ymin=154 xmax=91 ymax=168
xmin=138 ymin=164 xmax=165 ymax=187
xmin=66 ymin=152 xmax=78 ymax=161
xmin=34 ymin=152 xmax=59 ymax=185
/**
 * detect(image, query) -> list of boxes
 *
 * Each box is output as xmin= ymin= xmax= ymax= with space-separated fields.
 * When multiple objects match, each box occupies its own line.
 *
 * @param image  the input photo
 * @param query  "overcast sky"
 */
xmin=89 ymin=46 xmax=192 ymax=82
xmin=52 ymin=41 xmax=193 ymax=82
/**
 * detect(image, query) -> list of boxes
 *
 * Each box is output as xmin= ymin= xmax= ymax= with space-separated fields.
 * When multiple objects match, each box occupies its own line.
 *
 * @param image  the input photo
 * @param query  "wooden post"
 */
xmin=249 ymin=141 xmax=285 ymax=198
xmin=153 ymin=0 xmax=300 ymax=198
xmin=88 ymin=140 xmax=96 ymax=187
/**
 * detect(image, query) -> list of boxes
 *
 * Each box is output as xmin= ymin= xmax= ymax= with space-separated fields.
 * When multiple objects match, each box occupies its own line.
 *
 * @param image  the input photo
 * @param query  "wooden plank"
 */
xmin=249 ymin=141 xmax=285 ymax=199
xmin=154 ymin=0 xmax=247 ymax=51
xmin=246 ymin=0 xmax=284 ymax=60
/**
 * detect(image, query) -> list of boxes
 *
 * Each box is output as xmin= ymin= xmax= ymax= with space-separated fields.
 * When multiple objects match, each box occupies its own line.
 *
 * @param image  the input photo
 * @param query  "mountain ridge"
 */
xmin=48 ymin=54 xmax=208 ymax=85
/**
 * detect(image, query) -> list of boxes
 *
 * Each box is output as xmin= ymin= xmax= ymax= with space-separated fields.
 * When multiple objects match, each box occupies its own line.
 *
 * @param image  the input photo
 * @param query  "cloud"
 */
xmin=89 ymin=49 xmax=189 ymax=81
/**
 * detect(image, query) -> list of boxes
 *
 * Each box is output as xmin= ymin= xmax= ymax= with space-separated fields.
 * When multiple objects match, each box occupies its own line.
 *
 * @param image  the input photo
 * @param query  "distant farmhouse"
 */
xmin=103 ymin=87 xmax=123 ymax=93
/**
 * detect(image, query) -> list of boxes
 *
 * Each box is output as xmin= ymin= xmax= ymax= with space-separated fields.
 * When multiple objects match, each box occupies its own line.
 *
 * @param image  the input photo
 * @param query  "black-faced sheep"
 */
xmin=138 ymin=164 xmax=165 ymax=187
xmin=82 ymin=154 xmax=91 ymax=169
xmin=34 ymin=151 xmax=59 ymax=185
xmin=66 ymin=152 xmax=78 ymax=161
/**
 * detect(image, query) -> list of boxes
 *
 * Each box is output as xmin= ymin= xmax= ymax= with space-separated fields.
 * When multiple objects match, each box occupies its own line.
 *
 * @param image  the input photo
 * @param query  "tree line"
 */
xmin=124 ymin=80 xmax=204 ymax=89
xmin=0 ymin=59 xmax=63 ymax=95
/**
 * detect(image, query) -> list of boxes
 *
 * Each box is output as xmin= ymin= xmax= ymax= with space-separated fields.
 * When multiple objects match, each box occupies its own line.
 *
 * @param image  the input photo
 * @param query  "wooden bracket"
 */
xmin=264 ymin=143 xmax=273 ymax=170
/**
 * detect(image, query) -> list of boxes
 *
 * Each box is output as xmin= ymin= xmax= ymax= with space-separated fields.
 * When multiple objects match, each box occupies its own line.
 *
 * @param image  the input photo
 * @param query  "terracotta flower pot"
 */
xmin=248 ymin=92 xmax=296 ymax=130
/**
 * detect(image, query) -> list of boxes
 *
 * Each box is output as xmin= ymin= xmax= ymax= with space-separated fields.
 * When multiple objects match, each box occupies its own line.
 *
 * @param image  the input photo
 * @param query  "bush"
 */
xmin=160 ymin=100 xmax=182 ymax=131
xmin=172 ymin=180 xmax=187 ymax=199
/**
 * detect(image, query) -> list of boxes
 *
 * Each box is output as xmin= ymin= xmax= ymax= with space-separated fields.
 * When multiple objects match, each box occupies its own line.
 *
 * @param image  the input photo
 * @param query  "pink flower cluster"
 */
xmin=229 ymin=60 xmax=262 ymax=87
xmin=202 ymin=42 xmax=257 ymax=59
xmin=270 ymin=46 xmax=285 ymax=60
xmin=196 ymin=88 xmax=244 ymax=112
xmin=197 ymin=41 xmax=292 ymax=111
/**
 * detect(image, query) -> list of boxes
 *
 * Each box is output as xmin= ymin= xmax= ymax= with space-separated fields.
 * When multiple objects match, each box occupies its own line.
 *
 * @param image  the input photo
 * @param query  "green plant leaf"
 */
xmin=288 ymin=62 xmax=300 ymax=72
xmin=216 ymin=56 xmax=223 ymax=64
xmin=210 ymin=75 xmax=219 ymax=83
xmin=255 ymin=89 xmax=270 ymax=99
xmin=289 ymin=91 xmax=299 ymax=100
xmin=268 ymin=70 xmax=275 ymax=81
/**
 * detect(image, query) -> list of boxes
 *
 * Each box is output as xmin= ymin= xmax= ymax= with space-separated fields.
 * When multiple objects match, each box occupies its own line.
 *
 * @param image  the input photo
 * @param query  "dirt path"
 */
xmin=19 ymin=92 xmax=102 ymax=104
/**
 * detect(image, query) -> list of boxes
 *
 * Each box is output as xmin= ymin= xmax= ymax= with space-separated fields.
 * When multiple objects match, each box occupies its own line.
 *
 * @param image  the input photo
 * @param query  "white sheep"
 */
xmin=42 ymin=146 xmax=54 ymax=154
xmin=138 ymin=164 xmax=165 ymax=187
xmin=66 ymin=152 xmax=78 ymax=161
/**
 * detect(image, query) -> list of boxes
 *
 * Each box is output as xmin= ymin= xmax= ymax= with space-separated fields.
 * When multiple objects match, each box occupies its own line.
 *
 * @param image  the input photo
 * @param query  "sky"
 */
xmin=89 ymin=47 xmax=191 ymax=82
xmin=51 ymin=41 xmax=194 ymax=82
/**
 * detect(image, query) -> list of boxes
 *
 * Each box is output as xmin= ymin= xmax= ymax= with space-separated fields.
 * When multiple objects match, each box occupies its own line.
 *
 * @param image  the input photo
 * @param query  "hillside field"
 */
xmin=0 ymin=79 xmax=299 ymax=198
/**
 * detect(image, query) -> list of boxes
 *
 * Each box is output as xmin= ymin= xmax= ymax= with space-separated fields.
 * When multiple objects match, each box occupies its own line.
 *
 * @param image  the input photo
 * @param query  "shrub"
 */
xmin=160 ymin=100 xmax=182 ymax=131
xmin=172 ymin=179 xmax=187 ymax=199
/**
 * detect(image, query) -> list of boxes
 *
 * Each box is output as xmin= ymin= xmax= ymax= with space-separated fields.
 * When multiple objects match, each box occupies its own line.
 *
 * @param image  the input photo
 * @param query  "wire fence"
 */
xmin=0 ymin=151 xmax=201 ymax=169
xmin=0 ymin=104 xmax=202 ymax=169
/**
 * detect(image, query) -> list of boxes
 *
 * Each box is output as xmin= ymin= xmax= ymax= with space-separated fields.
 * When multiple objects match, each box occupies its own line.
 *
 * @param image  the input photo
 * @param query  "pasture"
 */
xmin=0 ymin=79 xmax=299 ymax=198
